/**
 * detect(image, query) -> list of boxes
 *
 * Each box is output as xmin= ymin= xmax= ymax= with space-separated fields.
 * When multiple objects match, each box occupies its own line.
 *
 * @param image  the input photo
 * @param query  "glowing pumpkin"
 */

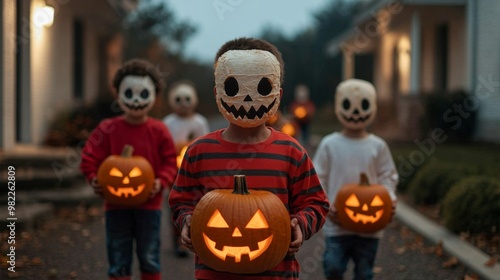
xmin=176 ymin=145 xmax=188 ymax=168
xmin=334 ymin=173 xmax=393 ymax=233
xmin=191 ymin=175 xmax=291 ymax=274
xmin=97 ymin=145 xmax=155 ymax=206
xmin=293 ymin=106 xmax=307 ymax=120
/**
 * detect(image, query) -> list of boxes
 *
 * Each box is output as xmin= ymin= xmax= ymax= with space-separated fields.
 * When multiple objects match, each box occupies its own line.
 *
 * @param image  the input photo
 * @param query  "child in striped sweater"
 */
xmin=168 ymin=37 xmax=329 ymax=280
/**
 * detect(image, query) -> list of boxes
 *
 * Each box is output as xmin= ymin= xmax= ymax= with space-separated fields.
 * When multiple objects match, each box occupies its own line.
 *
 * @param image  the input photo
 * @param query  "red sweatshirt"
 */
xmin=169 ymin=128 xmax=329 ymax=280
xmin=80 ymin=116 xmax=177 ymax=210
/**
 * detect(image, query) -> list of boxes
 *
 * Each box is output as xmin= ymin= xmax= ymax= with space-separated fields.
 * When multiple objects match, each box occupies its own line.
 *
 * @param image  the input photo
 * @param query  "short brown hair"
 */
xmin=112 ymin=59 xmax=165 ymax=95
xmin=215 ymin=37 xmax=285 ymax=84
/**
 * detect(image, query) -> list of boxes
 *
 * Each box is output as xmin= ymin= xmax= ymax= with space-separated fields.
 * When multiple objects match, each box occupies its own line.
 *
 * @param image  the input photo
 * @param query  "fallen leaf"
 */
xmin=31 ymin=257 xmax=43 ymax=266
xmin=435 ymin=241 xmax=444 ymax=257
xmin=69 ymin=271 xmax=78 ymax=279
xmin=442 ymin=257 xmax=458 ymax=268
xmin=60 ymin=235 xmax=71 ymax=244
xmin=372 ymin=266 xmax=383 ymax=274
xmin=464 ymin=274 xmax=480 ymax=280
xmin=81 ymin=229 xmax=90 ymax=237
xmin=400 ymin=226 xmax=411 ymax=239
xmin=395 ymin=246 xmax=406 ymax=255
xmin=484 ymin=256 xmax=497 ymax=267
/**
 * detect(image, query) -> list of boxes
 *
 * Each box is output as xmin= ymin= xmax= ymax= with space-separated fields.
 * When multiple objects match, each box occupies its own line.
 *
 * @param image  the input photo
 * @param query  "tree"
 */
xmin=260 ymin=0 xmax=357 ymax=108
xmin=123 ymin=0 xmax=197 ymax=59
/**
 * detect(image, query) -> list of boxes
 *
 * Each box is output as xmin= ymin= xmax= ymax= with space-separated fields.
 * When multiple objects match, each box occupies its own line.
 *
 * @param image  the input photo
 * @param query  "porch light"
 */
xmin=34 ymin=4 xmax=55 ymax=27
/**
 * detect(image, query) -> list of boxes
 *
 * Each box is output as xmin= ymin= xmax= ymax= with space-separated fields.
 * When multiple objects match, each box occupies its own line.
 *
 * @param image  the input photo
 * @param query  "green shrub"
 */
xmin=407 ymin=160 xmax=478 ymax=205
xmin=442 ymin=176 xmax=500 ymax=234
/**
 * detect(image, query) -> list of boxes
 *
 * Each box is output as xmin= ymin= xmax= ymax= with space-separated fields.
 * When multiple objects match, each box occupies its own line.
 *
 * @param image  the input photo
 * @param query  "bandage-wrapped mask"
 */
xmin=214 ymin=50 xmax=281 ymax=128
xmin=335 ymin=79 xmax=377 ymax=130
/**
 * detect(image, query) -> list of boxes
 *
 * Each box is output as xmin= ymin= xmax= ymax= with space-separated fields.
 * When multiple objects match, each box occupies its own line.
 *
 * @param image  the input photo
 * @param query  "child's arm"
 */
xmin=80 ymin=122 xmax=111 ymax=193
xmin=375 ymin=142 xmax=399 ymax=202
xmin=168 ymin=143 xmax=202 ymax=233
xmin=312 ymin=140 xmax=337 ymax=223
xmin=156 ymin=125 xmax=178 ymax=190
xmin=289 ymin=151 xmax=330 ymax=241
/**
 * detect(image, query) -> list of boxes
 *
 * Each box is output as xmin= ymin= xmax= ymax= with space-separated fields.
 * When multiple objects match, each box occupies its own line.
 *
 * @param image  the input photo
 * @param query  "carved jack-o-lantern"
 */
xmin=334 ymin=173 xmax=393 ymax=233
xmin=191 ymin=175 xmax=290 ymax=274
xmin=215 ymin=50 xmax=281 ymax=128
xmin=176 ymin=144 xmax=188 ymax=168
xmin=335 ymin=79 xmax=377 ymax=130
xmin=97 ymin=145 xmax=155 ymax=206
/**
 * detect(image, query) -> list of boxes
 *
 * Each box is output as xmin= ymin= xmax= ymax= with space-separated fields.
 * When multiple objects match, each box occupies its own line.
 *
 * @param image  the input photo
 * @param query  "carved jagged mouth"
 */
xmin=202 ymin=233 xmax=273 ymax=262
xmin=345 ymin=208 xmax=383 ymax=224
xmin=124 ymin=103 xmax=149 ymax=110
xmin=342 ymin=114 xmax=371 ymax=123
xmin=221 ymin=99 xmax=276 ymax=119
xmin=107 ymin=184 xmax=145 ymax=198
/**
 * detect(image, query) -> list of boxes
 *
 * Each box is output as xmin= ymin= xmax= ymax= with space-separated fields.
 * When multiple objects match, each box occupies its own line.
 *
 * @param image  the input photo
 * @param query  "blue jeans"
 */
xmin=105 ymin=209 xmax=161 ymax=277
xmin=323 ymin=235 xmax=379 ymax=280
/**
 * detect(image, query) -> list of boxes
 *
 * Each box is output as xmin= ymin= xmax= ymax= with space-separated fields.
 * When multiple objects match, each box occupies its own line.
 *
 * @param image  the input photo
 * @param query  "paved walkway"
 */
xmin=0 ymin=118 xmax=498 ymax=279
xmin=0 ymin=188 xmax=491 ymax=280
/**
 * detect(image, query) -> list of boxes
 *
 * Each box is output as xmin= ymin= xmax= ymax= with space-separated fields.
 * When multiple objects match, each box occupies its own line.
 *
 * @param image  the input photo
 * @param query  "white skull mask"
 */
xmin=335 ymin=79 xmax=377 ymax=130
xmin=118 ymin=75 xmax=156 ymax=116
xmin=168 ymin=83 xmax=198 ymax=117
xmin=214 ymin=50 xmax=281 ymax=128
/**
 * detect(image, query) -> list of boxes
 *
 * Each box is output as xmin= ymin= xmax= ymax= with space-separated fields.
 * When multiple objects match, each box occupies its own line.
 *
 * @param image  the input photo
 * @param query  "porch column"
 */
xmin=0 ymin=0 xmax=17 ymax=149
xmin=410 ymin=10 xmax=421 ymax=94
xmin=342 ymin=50 xmax=354 ymax=80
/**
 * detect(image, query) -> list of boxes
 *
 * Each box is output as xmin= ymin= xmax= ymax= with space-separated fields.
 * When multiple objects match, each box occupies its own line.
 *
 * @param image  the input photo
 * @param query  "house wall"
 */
xmin=0 ymin=0 xmax=17 ymax=149
xmin=474 ymin=0 xmax=500 ymax=142
xmin=30 ymin=0 xmax=74 ymax=145
xmin=369 ymin=6 xmax=467 ymax=96
xmin=420 ymin=7 xmax=466 ymax=93
xmin=28 ymin=0 xmax=118 ymax=145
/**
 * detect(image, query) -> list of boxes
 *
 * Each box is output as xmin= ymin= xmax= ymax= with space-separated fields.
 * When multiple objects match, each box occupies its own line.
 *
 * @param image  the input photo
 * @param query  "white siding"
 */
xmin=474 ymin=0 xmax=500 ymax=142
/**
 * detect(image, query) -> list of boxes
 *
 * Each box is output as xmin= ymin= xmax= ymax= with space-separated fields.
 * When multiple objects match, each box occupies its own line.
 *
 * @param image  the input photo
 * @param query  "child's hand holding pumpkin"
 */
xmin=288 ymin=218 xmax=303 ymax=255
xmin=149 ymin=179 xmax=162 ymax=198
xmin=328 ymin=207 xmax=341 ymax=225
xmin=180 ymin=214 xmax=195 ymax=253
xmin=90 ymin=177 xmax=103 ymax=197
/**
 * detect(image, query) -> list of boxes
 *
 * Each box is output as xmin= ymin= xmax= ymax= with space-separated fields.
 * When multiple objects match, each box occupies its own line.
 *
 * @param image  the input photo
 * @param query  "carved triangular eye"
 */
xmin=345 ymin=194 xmax=360 ymax=207
xmin=129 ymin=167 xmax=142 ymax=178
xmin=245 ymin=209 xmax=269 ymax=229
xmin=207 ymin=209 xmax=229 ymax=228
xmin=370 ymin=195 xmax=384 ymax=206
xmin=109 ymin=167 xmax=123 ymax=177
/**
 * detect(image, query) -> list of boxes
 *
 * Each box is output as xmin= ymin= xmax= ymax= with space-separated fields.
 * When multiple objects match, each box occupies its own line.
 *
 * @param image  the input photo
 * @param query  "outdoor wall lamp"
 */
xmin=34 ymin=3 xmax=55 ymax=27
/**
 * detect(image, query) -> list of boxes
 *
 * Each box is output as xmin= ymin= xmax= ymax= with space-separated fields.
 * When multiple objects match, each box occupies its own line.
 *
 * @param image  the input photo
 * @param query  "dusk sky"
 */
xmin=167 ymin=0 xmax=332 ymax=63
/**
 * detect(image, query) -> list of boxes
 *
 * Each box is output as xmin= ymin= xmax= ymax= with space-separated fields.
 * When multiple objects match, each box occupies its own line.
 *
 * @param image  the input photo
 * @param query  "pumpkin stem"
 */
xmin=233 ymin=175 xmax=250 ymax=195
xmin=121 ymin=145 xmax=134 ymax=157
xmin=360 ymin=173 xmax=370 ymax=186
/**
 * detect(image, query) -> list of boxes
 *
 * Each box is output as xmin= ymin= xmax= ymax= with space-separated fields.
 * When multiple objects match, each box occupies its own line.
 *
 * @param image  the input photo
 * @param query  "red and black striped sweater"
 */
xmin=169 ymin=128 xmax=329 ymax=280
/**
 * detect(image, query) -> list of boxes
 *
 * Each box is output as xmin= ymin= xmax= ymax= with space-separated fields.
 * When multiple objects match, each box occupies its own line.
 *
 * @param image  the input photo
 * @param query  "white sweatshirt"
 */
xmin=163 ymin=113 xmax=210 ymax=144
xmin=313 ymin=132 xmax=399 ymax=238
